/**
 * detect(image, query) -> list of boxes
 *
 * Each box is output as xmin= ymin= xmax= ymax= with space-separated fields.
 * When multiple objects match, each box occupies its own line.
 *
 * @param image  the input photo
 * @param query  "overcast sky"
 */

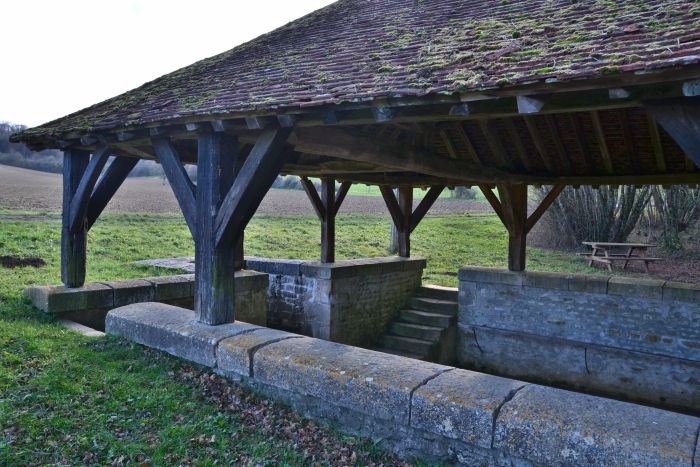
xmin=1 ymin=0 xmax=336 ymax=128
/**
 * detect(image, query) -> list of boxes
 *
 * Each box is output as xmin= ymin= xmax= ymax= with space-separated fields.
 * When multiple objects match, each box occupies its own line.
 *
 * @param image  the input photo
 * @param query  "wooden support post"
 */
xmin=301 ymin=177 xmax=350 ymax=263
xmin=61 ymin=149 xmax=90 ymax=287
xmin=380 ymin=185 xmax=444 ymax=258
xmin=397 ymin=187 xmax=413 ymax=257
xmin=497 ymin=183 xmax=528 ymax=272
xmin=194 ymin=132 xmax=238 ymax=325
xmin=479 ymin=184 xmax=565 ymax=272
xmin=321 ymin=178 xmax=336 ymax=263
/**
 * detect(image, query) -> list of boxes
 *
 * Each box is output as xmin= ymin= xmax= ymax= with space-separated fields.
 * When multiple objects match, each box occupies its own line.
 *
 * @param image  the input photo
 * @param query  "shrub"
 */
xmin=648 ymin=186 xmax=700 ymax=250
xmin=450 ymin=186 xmax=477 ymax=199
xmin=534 ymin=185 xmax=651 ymax=249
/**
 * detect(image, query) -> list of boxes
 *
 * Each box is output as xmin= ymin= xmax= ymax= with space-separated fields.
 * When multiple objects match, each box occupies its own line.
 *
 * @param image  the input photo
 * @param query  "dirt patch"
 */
xmin=0 ymin=164 xmax=493 ymax=216
xmin=0 ymin=256 xmax=46 ymax=268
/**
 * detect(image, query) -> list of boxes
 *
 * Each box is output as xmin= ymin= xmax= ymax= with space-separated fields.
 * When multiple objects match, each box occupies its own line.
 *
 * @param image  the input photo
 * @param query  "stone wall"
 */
xmin=457 ymin=267 xmax=700 ymax=413
xmin=106 ymin=302 xmax=700 ymax=467
xmin=247 ymin=256 xmax=425 ymax=348
xmin=24 ymin=270 xmax=269 ymax=330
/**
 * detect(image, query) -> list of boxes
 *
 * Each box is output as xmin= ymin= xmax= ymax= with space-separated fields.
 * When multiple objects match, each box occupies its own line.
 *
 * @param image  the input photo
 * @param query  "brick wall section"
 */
xmin=457 ymin=267 xmax=700 ymax=413
xmin=247 ymin=256 xmax=425 ymax=348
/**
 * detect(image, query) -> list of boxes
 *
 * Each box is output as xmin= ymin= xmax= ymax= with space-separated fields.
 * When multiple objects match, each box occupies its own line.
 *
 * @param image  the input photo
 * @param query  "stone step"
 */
xmin=391 ymin=322 xmax=444 ymax=342
xmin=406 ymin=297 xmax=458 ymax=315
xmin=370 ymin=346 xmax=426 ymax=361
xmin=400 ymin=309 xmax=455 ymax=328
xmin=379 ymin=334 xmax=436 ymax=356
xmin=415 ymin=284 xmax=458 ymax=302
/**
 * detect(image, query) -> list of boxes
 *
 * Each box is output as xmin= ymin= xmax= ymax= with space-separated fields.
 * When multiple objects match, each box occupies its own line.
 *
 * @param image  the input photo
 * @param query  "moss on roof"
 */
xmin=13 ymin=0 xmax=700 ymax=143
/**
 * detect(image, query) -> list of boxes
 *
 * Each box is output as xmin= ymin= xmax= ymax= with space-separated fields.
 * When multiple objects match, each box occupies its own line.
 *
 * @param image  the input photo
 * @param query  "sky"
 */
xmin=0 ymin=0 xmax=337 ymax=128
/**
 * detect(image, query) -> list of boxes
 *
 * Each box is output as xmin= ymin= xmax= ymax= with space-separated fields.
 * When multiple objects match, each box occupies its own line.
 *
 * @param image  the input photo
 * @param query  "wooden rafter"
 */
xmin=523 ymin=116 xmax=554 ymax=173
xmin=478 ymin=119 xmax=514 ymax=170
xmin=544 ymin=115 xmax=573 ymax=173
xmin=440 ymin=130 xmax=459 ymax=159
xmin=590 ymin=111 xmax=614 ymax=174
xmin=569 ymin=113 xmax=594 ymax=174
xmin=502 ymin=118 xmax=532 ymax=172
xmin=646 ymin=114 xmax=666 ymax=173
xmin=453 ymin=122 xmax=483 ymax=165
xmin=618 ymin=108 xmax=640 ymax=173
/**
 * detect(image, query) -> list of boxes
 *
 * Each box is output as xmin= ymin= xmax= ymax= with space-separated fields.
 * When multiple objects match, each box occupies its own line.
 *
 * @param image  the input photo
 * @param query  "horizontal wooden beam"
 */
xmin=289 ymin=127 xmax=509 ymax=184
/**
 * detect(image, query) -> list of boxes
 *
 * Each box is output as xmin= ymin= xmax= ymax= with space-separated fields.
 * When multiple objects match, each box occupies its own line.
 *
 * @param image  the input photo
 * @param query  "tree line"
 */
xmin=0 ymin=121 xmax=170 ymax=178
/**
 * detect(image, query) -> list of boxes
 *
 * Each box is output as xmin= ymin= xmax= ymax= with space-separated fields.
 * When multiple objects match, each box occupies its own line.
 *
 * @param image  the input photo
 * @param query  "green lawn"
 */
xmin=0 ymin=211 xmax=650 ymax=466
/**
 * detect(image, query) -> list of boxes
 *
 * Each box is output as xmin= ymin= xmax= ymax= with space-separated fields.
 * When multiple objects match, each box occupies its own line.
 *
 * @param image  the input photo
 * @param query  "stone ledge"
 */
xmin=25 ymin=271 xmax=269 ymax=314
xmin=459 ymin=266 xmax=700 ymax=302
xmin=105 ymin=302 xmax=260 ymax=367
xmin=245 ymin=257 xmax=306 ymax=276
xmin=106 ymin=303 xmax=700 ymax=467
xmin=253 ymin=337 xmax=450 ymax=425
xmin=458 ymin=266 xmax=524 ymax=286
xmin=217 ymin=328 xmax=302 ymax=378
xmin=494 ymin=384 xmax=700 ymax=466
xmin=411 ymin=369 xmax=527 ymax=449
xmin=25 ymin=282 xmax=114 ymax=313
xmin=608 ymin=276 xmax=665 ymax=299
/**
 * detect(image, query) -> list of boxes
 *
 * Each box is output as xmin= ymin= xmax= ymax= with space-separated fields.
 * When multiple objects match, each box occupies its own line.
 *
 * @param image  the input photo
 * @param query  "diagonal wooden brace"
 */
xmin=214 ymin=126 xmax=293 ymax=249
xmin=151 ymin=137 xmax=197 ymax=236
xmin=68 ymin=144 xmax=113 ymax=234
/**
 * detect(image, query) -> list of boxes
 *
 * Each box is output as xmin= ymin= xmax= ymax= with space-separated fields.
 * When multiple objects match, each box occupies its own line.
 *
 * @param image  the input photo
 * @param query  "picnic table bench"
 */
xmin=580 ymin=242 xmax=662 ymax=273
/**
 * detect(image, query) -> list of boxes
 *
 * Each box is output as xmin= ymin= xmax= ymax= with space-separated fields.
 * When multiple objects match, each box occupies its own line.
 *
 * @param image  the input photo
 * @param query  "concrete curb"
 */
xmin=106 ymin=303 xmax=700 ymax=467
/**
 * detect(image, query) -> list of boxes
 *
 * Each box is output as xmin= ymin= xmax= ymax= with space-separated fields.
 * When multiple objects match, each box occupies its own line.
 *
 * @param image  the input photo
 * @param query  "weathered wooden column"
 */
xmin=60 ymin=145 xmax=118 ymax=287
xmin=321 ymin=178 xmax=336 ymax=263
xmin=61 ymin=149 xmax=90 ymax=287
xmin=195 ymin=133 xmax=238 ymax=325
xmin=380 ymin=185 xmax=444 ymax=259
xmin=497 ymin=183 xmax=528 ymax=271
xmin=397 ymin=187 xmax=413 ymax=257
xmin=301 ymin=178 xmax=352 ymax=263
xmin=479 ymin=183 xmax=566 ymax=272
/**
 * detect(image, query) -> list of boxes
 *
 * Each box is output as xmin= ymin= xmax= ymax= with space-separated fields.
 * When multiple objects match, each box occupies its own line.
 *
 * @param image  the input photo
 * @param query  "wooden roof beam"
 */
xmin=569 ymin=113 xmax=594 ymax=174
xmin=523 ymin=116 xmax=554 ymax=173
xmin=590 ymin=111 xmax=614 ymax=174
xmin=478 ymin=119 xmax=515 ymax=170
xmin=544 ymin=115 xmax=573 ymax=173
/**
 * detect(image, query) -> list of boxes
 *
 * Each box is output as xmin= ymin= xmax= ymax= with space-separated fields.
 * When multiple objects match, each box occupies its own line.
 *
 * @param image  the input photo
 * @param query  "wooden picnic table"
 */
xmin=580 ymin=242 xmax=661 ymax=273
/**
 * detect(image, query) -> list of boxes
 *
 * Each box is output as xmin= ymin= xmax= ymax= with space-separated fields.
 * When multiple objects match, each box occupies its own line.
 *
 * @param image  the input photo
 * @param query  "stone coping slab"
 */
xmin=458 ymin=266 xmax=700 ymax=303
xmin=494 ymin=384 xmax=700 ymax=466
xmin=106 ymin=302 xmax=700 ymax=467
xmin=254 ymin=337 xmax=450 ymax=425
xmin=25 ymin=271 xmax=269 ymax=313
xmin=411 ymin=369 xmax=527 ymax=450
xmin=106 ymin=303 xmax=260 ymax=367
xmin=247 ymin=256 xmax=426 ymax=279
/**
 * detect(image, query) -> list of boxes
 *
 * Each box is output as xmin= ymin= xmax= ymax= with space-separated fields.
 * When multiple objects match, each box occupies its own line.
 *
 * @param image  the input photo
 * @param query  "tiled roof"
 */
xmin=13 ymin=0 xmax=700 ymax=143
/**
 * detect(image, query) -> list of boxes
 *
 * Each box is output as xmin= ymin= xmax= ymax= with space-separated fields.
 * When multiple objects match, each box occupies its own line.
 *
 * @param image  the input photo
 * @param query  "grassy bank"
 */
xmin=0 ymin=212 xmax=651 ymax=466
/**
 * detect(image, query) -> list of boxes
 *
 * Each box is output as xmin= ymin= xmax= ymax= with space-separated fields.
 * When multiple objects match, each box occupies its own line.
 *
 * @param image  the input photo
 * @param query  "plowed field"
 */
xmin=0 ymin=165 xmax=492 ymax=216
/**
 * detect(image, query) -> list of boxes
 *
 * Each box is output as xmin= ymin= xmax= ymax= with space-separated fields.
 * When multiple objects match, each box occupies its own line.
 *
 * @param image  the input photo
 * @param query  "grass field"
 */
xmin=0 ymin=211 xmax=655 ymax=466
